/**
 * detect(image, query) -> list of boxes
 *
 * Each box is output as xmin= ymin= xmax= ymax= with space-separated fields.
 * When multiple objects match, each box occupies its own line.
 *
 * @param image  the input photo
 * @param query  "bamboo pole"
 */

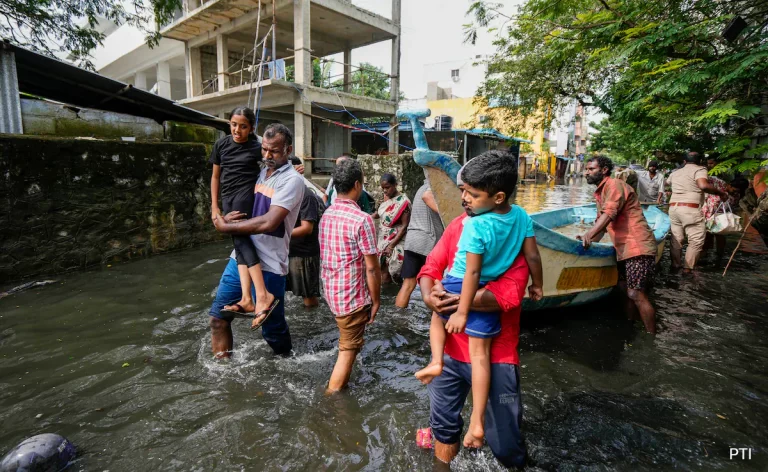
xmin=271 ymin=0 xmax=276 ymax=75
xmin=722 ymin=212 xmax=758 ymax=276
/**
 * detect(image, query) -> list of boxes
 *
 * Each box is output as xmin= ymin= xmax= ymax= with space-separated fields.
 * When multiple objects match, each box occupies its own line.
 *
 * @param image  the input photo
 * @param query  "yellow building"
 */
xmin=425 ymin=96 xmax=554 ymax=177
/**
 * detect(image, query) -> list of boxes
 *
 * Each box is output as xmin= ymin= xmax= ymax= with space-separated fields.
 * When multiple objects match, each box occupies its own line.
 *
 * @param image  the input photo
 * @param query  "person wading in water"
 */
xmin=580 ymin=155 xmax=659 ymax=333
xmin=209 ymin=124 xmax=305 ymax=358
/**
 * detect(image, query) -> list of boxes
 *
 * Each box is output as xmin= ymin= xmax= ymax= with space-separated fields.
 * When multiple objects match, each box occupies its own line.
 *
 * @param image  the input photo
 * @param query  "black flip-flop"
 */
xmin=250 ymin=299 xmax=280 ymax=330
xmin=220 ymin=303 xmax=256 ymax=318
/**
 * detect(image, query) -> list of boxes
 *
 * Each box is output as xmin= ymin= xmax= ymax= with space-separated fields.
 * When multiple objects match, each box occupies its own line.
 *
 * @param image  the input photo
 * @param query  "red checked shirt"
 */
xmin=418 ymin=213 xmax=529 ymax=365
xmin=319 ymin=198 xmax=378 ymax=317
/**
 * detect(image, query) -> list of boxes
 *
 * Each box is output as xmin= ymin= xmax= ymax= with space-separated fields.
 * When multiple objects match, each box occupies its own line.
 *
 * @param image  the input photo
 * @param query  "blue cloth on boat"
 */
xmin=448 ymin=205 xmax=534 ymax=282
xmin=209 ymin=258 xmax=292 ymax=355
xmin=439 ymin=274 xmax=500 ymax=338
xmin=428 ymin=354 xmax=526 ymax=468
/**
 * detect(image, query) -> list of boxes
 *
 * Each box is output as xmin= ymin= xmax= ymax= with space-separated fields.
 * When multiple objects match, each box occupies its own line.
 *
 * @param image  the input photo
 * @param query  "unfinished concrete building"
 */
xmin=161 ymin=0 xmax=401 ymax=176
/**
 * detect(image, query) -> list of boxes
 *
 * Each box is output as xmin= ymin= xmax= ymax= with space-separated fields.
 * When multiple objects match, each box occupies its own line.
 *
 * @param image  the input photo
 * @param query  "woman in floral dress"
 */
xmin=376 ymin=174 xmax=411 ymax=283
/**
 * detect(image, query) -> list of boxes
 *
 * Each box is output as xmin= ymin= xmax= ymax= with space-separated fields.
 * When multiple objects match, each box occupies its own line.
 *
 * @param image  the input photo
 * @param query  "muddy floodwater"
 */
xmin=1 ymin=180 xmax=767 ymax=470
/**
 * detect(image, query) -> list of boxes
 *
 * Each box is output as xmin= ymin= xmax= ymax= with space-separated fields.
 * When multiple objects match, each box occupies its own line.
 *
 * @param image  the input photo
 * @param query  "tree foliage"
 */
xmin=466 ymin=0 xmax=768 ymax=175
xmin=331 ymin=62 xmax=403 ymax=101
xmin=1 ymin=0 xmax=181 ymax=69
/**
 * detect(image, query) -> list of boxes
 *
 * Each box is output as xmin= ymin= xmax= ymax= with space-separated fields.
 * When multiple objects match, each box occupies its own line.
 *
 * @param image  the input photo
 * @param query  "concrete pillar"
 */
xmin=134 ymin=70 xmax=148 ymax=90
xmin=185 ymin=0 xmax=199 ymax=11
xmin=216 ymin=34 xmax=229 ymax=92
xmin=293 ymin=0 xmax=311 ymax=86
xmin=388 ymin=0 xmax=402 ymax=155
xmin=0 ymin=47 xmax=22 ymax=134
xmin=343 ymin=47 xmax=351 ymax=93
xmin=342 ymin=116 xmax=352 ymax=154
xmin=293 ymin=0 xmax=312 ymax=174
xmin=294 ymin=98 xmax=312 ymax=175
xmin=156 ymin=61 xmax=172 ymax=99
xmin=185 ymin=45 xmax=202 ymax=97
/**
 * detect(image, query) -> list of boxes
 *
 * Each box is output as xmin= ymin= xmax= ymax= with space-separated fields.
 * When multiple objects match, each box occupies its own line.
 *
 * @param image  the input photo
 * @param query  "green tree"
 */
xmin=288 ymin=60 xmax=402 ymax=100
xmin=465 ymin=0 xmax=768 ymax=176
xmin=331 ymin=62 xmax=387 ymax=100
xmin=285 ymin=58 xmax=326 ymax=86
xmin=332 ymin=62 xmax=403 ymax=101
xmin=588 ymin=118 xmax=644 ymax=164
xmin=1 ymin=0 xmax=180 ymax=69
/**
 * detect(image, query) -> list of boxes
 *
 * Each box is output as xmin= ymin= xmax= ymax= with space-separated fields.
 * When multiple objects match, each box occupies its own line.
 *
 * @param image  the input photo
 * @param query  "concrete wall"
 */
xmin=20 ymin=98 xmax=220 ymax=144
xmin=314 ymin=122 xmax=344 ymax=174
xmin=21 ymin=99 xmax=165 ymax=141
xmin=0 ymin=135 xmax=221 ymax=282
xmin=358 ymin=153 xmax=424 ymax=209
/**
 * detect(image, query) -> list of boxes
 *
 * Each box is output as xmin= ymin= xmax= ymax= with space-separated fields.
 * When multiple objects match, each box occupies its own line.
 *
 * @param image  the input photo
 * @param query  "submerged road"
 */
xmin=1 ymin=181 xmax=766 ymax=470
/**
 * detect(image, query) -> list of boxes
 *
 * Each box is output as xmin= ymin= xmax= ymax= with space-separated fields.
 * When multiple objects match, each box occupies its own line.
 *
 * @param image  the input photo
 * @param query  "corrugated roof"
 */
xmin=352 ymin=121 xmax=533 ymax=143
xmin=2 ymin=40 xmax=229 ymax=132
xmin=462 ymin=128 xmax=534 ymax=143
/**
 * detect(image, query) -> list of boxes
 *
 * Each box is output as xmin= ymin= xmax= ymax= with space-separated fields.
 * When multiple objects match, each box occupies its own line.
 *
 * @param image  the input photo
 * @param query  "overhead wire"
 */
xmin=285 ymin=82 xmax=414 ymax=151
xmin=247 ymin=0 xmax=263 ymax=108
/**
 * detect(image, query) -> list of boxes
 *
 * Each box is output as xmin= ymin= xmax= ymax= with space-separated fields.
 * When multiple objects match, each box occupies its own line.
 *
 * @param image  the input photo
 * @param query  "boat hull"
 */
xmin=396 ymin=108 xmax=670 ymax=311
xmin=522 ymin=204 xmax=669 ymax=311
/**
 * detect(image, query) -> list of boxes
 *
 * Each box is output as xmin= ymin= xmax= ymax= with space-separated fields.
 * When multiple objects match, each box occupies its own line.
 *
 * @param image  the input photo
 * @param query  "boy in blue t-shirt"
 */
xmin=415 ymin=150 xmax=544 ymax=449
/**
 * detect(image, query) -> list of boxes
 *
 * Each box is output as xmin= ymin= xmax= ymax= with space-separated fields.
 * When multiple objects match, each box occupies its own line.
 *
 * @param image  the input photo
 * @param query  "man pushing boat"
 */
xmin=579 ymin=156 xmax=659 ymax=334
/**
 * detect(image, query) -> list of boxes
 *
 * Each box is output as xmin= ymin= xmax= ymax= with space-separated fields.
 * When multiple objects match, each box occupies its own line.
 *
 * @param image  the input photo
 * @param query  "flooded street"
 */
xmin=1 ymin=180 xmax=767 ymax=470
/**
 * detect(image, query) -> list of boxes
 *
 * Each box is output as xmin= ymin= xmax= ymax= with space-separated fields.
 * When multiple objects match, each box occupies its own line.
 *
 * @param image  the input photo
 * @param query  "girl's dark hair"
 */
xmin=230 ymin=107 xmax=256 ymax=128
xmin=381 ymin=173 xmax=397 ymax=185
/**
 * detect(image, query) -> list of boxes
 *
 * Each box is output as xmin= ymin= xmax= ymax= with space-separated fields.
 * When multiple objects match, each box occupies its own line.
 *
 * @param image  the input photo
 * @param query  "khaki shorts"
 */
xmin=335 ymin=305 xmax=370 ymax=352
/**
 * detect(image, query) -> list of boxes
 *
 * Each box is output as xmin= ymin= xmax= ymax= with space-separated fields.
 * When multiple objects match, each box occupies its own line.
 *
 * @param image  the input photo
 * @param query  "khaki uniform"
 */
xmin=667 ymin=164 xmax=708 ymax=269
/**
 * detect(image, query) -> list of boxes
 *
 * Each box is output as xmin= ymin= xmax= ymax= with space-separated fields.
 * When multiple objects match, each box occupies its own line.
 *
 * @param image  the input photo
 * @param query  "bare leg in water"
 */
xmin=327 ymin=350 xmax=358 ymax=394
xmin=627 ymin=287 xmax=656 ymax=334
xmin=395 ymin=277 xmax=418 ymax=308
xmin=618 ymin=281 xmax=640 ymax=321
xmin=415 ymin=313 xmax=447 ymax=384
xmin=210 ymin=317 xmax=233 ymax=359
xmin=463 ymin=336 xmax=492 ymax=449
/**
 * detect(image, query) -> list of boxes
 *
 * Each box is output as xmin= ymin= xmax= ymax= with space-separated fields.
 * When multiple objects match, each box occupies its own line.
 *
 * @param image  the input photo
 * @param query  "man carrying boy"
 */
xmin=416 ymin=151 xmax=543 ymax=456
xmin=319 ymin=159 xmax=381 ymax=393
xmin=417 ymin=169 xmax=534 ymax=466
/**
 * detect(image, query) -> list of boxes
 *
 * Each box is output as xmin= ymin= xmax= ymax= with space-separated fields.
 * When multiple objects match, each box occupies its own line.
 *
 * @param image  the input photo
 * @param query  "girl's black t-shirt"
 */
xmin=209 ymin=135 xmax=262 ymax=198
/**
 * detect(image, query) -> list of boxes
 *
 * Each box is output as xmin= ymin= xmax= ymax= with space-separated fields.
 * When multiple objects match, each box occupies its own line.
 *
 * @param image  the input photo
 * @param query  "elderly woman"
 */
xmin=375 ymin=173 xmax=411 ymax=282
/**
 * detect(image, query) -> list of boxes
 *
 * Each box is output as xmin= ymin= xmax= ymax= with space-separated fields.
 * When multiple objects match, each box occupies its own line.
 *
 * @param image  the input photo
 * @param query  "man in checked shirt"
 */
xmin=319 ymin=158 xmax=381 ymax=393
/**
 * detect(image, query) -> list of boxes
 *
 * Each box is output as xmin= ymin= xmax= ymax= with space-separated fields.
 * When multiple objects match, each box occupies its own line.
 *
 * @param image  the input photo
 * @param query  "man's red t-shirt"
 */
xmin=417 ymin=213 xmax=529 ymax=365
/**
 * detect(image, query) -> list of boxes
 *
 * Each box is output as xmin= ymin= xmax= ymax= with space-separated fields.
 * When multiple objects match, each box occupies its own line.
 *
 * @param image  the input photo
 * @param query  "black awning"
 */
xmin=3 ymin=40 xmax=229 ymax=132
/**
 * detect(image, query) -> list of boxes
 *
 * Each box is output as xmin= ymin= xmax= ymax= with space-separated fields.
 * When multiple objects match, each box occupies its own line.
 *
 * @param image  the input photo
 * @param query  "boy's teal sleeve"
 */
xmin=457 ymin=217 xmax=487 ymax=255
xmin=525 ymin=213 xmax=535 ymax=238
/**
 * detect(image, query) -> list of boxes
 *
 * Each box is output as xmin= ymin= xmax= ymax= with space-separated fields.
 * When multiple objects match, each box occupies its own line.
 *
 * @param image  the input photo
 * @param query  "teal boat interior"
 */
xmin=529 ymin=204 xmax=671 ymax=257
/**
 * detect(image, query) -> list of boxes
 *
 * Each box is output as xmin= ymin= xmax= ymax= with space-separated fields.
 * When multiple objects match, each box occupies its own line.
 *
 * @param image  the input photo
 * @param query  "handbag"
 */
xmin=706 ymin=202 xmax=742 ymax=235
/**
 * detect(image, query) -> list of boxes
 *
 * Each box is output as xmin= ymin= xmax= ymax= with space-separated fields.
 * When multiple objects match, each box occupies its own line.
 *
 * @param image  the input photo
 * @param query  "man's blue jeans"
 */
xmin=209 ymin=258 xmax=292 ymax=355
xmin=428 ymin=355 xmax=526 ymax=468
